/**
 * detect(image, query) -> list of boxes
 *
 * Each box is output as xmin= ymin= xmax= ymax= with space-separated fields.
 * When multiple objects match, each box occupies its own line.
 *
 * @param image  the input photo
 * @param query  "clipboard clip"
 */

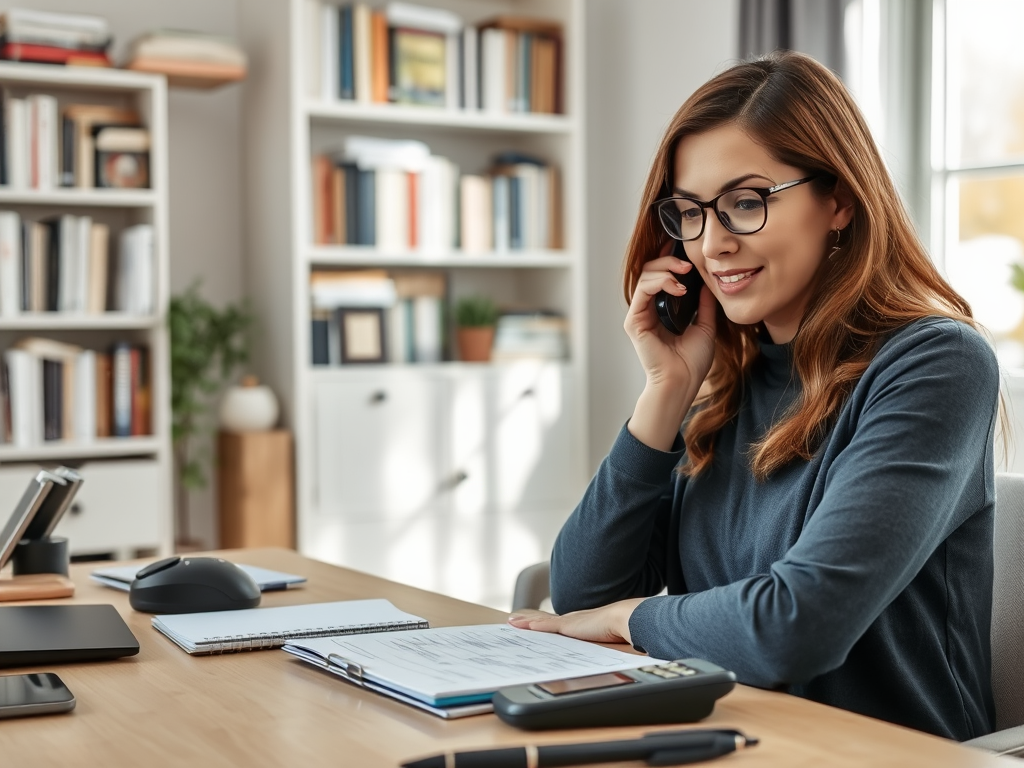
xmin=327 ymin=653 xmax=365 ymax=685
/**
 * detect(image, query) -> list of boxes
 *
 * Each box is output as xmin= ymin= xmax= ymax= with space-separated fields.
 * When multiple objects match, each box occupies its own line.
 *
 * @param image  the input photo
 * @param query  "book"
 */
xmin=0 ymin=8 xmax=111 ymax=50
xmin=320 ymin=2 xmax=339 ymax=100
xmin=0 ymin=43 xmax=110 ymax=67
xmin=151 ymin=598 xmax=428 ymax=655
xmin=390 ymin=27 xmax=446 ymax=107
xmin=282 ymin=624 xmax=661 ymax=719
xmin=0 ymin=211 xmax=21 ymax=316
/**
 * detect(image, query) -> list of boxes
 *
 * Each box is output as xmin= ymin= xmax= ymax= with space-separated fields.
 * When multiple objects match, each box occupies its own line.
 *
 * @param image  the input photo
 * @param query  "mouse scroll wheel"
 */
xmin=136 ymin=556 xmax=181 ymax=579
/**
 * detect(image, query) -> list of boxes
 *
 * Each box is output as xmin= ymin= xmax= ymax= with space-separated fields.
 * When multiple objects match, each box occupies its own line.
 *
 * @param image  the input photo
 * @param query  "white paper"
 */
xmin=286 ymin=624 xmax=662 ymax=704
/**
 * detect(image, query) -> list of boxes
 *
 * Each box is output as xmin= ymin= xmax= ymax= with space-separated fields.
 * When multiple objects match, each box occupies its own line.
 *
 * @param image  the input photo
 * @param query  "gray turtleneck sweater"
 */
xmin=551 ymin=317 xmax=997 ymax=740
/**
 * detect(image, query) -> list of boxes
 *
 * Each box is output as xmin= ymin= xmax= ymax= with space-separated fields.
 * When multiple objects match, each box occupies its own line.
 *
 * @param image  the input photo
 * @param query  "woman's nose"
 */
xmin=701 ymin=209 xmax=738 ymax=261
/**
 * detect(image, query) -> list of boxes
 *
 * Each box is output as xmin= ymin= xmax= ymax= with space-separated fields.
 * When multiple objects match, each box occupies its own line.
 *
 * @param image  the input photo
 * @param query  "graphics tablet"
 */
xmin=0 ymin=604 xmax=140 ymax=668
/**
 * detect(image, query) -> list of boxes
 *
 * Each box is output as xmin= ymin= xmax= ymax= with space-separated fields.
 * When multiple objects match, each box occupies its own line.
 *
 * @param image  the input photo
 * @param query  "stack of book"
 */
xmin=124 ymin=30 xmax=248 ymax=89
xmin=491 ymin=311 xmax=569 ymax=362
xmin=0 ymin=8 xmax=112 ymax=67
xmin=310 ymin=268 xmax=446 ymax=365
xmin=312 ymin=139 xmax=561 ymax=252
xmin=0 ymin=96 xmax=148 ymax=189
xmin=306 ymin=1 xmax=563 ymax=114
xmin=0 ymin=212 xmax=153 ymax=316
xmin=1 ymin=338 xmax=151 ymax=446
xmin=312 ymin=135 xmax=458 ymax=251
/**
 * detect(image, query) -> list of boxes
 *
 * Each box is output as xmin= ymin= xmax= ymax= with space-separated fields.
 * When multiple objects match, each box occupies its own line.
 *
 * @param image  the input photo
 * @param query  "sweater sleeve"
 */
xmin=628 ymin=320 xmax=999 ymax=686
xmin=550 ymin=423 xmax=686 ymax=614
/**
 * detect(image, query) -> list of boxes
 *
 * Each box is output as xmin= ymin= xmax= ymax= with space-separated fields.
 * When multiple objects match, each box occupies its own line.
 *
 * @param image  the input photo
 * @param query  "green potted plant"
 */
xmin=169 ymin=281 xmax=253 ymax=548
xmin=454 ymin=295 xmax=499 ymax=362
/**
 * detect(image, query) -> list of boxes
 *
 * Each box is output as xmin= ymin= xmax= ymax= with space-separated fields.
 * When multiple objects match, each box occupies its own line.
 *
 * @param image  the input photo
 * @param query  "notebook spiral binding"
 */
xmin=200 ymin=619 xmax=430 ymax=654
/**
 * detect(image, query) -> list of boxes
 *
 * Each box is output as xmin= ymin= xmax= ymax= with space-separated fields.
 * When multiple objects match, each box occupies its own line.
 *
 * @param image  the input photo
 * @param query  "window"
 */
xmin=934 ymin=0 xmax=1024 ymax=367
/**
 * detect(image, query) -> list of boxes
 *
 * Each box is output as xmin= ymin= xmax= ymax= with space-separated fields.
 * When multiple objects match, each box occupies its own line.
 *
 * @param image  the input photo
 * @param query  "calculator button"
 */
xmin=640 ymin=666 xmax=659 ymax=673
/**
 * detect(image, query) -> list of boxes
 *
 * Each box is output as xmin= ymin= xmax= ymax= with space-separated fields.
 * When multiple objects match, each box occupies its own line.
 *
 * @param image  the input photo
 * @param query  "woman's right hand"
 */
xmin=623 ymin=246 xmax=718 ymax=450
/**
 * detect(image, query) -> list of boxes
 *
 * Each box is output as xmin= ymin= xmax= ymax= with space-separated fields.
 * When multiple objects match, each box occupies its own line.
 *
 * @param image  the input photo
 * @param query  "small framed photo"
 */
xmin=336 ymin=307 xmax=387 ymax=364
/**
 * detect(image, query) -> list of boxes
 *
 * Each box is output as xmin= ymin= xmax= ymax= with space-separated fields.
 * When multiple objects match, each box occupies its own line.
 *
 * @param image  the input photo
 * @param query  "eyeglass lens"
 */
xmin=659 ymin=189 xmax=767 ymax=240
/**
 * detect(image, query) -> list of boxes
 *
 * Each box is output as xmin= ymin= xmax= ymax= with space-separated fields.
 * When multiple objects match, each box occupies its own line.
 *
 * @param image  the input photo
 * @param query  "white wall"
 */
xmin=11 ymin=0 xmax=245 ymax=549
xmin=584 ymin=1 xmax=739 ymax=470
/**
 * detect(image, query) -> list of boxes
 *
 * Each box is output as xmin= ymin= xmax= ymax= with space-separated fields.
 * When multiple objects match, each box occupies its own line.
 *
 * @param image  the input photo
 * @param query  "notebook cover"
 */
xmin=0 ymin=604 xmax=139 ymax=668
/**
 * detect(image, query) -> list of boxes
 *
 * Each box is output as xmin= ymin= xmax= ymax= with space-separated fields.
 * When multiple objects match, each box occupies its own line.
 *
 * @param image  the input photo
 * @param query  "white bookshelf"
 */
xmin=241 ymin=0 xmax=587 ymax=610
xmin=0 ymin=62 xmax=173 ymax=561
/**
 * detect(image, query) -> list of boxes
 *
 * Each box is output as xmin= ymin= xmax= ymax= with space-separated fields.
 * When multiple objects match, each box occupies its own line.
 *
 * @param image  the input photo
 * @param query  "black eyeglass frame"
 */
xmin=653 ymin=176 xmax=820 ymax=241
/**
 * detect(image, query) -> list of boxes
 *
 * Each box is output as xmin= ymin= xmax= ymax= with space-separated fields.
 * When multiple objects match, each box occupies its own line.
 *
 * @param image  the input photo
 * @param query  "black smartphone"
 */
xmin=654 ymin=239 xmax=705 ymax=335
xmin=21 ymin=467 xmax=83 ymax=541
xmin=0 ymin=672 xmax=76 ymax=719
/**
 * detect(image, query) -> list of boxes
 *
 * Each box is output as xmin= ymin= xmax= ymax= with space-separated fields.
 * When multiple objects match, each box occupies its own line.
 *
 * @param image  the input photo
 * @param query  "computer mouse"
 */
xmin=128 ymin=556 xmax=262 ymax=614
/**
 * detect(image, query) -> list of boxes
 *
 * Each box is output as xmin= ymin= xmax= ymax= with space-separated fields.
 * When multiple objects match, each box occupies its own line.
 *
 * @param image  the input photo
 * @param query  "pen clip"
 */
xmin=327 ymin=653 xmax=365 ymax=685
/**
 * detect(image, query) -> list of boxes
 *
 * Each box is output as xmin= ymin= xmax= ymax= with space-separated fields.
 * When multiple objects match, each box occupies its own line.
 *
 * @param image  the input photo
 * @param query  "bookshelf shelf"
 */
xmin=0 ymin=63 xmax=173 ymax=560
xmin=0 ymin=189 xmax=157 ymax=208
xmin=0 ymin=314 xmax=159 ymax=331
xmin=306 ymin=100 xmax=575 ymax=134
xmin=0 ymin=436 xmax=162 ymax=463
xmin=307 ymin=246 xmax=574 ymax=269
xmin=0 ymin=61 xmax=161 ymax=91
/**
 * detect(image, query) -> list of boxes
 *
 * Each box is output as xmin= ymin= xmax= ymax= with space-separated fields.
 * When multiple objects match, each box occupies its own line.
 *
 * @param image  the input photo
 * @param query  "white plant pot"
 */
xmin=219 ymin=376 xmax=279 ymax=432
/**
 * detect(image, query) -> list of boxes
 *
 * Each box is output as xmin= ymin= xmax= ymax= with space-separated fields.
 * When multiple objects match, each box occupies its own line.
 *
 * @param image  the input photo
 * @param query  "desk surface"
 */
xmin=0 ymin=548 xmax=1014 ymax=767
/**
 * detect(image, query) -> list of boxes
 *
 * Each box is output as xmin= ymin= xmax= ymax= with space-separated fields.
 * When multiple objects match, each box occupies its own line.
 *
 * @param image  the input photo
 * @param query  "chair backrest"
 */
xmin=992 ymin=472 xmax=1024 ymax=731
xmin=512 ymin=561 xmax=550 ymax=612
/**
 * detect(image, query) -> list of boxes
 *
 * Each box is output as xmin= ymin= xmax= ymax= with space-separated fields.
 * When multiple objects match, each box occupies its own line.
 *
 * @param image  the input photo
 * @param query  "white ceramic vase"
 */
xmin=219 ymin=375 xmax=279 ymax=432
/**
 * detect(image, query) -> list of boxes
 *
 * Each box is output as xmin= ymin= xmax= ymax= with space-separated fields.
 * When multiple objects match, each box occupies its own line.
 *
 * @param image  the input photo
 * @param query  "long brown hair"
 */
xmin=623 ymin=51 xmax=977 ymax=480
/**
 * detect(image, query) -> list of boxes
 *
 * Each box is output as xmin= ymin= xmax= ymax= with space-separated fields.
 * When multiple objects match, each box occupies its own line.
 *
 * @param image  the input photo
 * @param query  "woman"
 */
xmin=508 ymin=51 xmax=998 ymax=741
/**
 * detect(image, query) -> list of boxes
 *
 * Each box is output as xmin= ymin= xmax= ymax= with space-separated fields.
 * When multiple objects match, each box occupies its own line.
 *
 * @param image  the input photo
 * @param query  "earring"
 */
xmin=827 ymin=228 xmax=843 ymax=260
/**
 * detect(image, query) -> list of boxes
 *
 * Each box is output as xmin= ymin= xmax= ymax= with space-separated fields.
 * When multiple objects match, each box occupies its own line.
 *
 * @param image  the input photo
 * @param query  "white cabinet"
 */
xmin=0 ymin=459 xmax=163 ymax=560
xmin=312 ymin=371 xmax=447 ymax=521
xmin=306 ymin=362 xmax=577 ymax=606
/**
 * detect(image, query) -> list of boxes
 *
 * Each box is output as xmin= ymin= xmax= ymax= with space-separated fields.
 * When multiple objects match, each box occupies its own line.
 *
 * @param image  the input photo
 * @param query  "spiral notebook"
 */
xmin=151 ymin=599 xmax=428 ymax=655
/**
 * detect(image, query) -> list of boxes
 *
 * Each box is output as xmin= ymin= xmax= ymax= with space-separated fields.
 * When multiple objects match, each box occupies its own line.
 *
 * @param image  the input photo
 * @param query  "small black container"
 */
xmin=11 ymin=536 xmax=70 ymax=577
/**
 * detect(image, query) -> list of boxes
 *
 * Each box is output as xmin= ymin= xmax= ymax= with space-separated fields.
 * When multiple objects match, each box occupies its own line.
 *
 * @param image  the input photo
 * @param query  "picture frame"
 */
xmin=335 ymin=307 xmax=387 ymax=364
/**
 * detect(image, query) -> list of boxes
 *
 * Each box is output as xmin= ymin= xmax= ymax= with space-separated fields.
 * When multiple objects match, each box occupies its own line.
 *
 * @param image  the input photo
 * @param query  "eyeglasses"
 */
xmin=653 ymin=176 xmax=818 ymax=241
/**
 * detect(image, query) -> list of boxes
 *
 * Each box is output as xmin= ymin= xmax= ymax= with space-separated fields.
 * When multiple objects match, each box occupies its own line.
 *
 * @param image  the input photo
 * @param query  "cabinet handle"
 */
xmin=521 ymin=388 xmax=535 ymax=398
xmin=451 ymin=470 xmax=469 ymax=487
xmin=369 ymin=390 xmax=387 ymax=404
xmin=69 ymin=502 xmax=83 ymax=516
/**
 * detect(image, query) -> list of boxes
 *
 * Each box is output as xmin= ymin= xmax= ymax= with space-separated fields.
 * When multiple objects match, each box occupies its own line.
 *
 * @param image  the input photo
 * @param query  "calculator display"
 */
xmin=537 ymin=672 xmax=637 ymax=696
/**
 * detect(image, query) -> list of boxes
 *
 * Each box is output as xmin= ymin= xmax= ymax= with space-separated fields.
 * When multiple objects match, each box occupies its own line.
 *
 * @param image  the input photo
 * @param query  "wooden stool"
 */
xmin=217 ymin=430 xmax=295 ymax=549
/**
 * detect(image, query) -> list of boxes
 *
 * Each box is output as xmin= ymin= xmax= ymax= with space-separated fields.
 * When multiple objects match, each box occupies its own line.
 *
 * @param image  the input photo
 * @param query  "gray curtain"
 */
xmin=739 ymin=0 xmax=847 ymax=78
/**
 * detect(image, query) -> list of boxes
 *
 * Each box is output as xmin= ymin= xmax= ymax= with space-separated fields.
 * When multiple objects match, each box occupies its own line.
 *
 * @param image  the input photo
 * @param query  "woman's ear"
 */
xmin=831 ymin=182 xmax=855 ymax=230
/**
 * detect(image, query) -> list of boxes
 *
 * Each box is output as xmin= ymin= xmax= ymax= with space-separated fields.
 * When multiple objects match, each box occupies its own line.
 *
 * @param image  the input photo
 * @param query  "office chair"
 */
xmin=511 ymin=561 xmax=550 ymax=612
xmin=511 ymin=474 xmax=1024 ymax=755
xmin=964 ymin=472 xmax=1024 ymax=757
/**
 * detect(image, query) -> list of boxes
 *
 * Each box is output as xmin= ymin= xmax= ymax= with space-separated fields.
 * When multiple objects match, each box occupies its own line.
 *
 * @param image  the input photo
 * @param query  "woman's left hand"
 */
xmin=507 ymin=598 xmax=647 ymax=645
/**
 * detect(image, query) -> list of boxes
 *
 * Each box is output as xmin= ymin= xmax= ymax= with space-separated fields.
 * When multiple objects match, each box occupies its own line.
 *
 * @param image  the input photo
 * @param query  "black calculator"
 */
xmin=492 ymin=658 xmax=736 ymax=731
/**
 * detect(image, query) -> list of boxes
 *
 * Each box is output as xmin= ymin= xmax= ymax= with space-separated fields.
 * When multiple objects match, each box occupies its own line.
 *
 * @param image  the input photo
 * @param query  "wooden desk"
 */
xmin=0 ymin=549 xmax=1014 ymax=767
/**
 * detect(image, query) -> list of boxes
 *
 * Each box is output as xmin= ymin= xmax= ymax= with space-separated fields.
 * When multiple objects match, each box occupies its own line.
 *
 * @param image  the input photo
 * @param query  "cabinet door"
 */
xmin=312 ymin=373 xmax=446 ymax=521
xmin=0 ymin=459 xmax=162 ymax=557
xmin=489 ymin=362 xmax=576 ymax=512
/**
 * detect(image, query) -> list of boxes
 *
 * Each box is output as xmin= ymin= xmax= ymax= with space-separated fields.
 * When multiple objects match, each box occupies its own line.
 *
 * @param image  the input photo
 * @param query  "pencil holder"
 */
xmin=11 ymin=536 xmax=70 ymax=577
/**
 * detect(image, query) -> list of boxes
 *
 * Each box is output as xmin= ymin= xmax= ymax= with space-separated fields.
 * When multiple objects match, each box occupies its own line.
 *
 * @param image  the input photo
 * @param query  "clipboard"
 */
xmin=283 ymin=646 xmax=493 ymax=719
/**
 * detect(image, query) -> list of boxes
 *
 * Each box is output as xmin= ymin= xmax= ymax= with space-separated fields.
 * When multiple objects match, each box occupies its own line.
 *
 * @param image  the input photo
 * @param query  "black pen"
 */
xmin=401 ymin=728 xmax=758 ymax=768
